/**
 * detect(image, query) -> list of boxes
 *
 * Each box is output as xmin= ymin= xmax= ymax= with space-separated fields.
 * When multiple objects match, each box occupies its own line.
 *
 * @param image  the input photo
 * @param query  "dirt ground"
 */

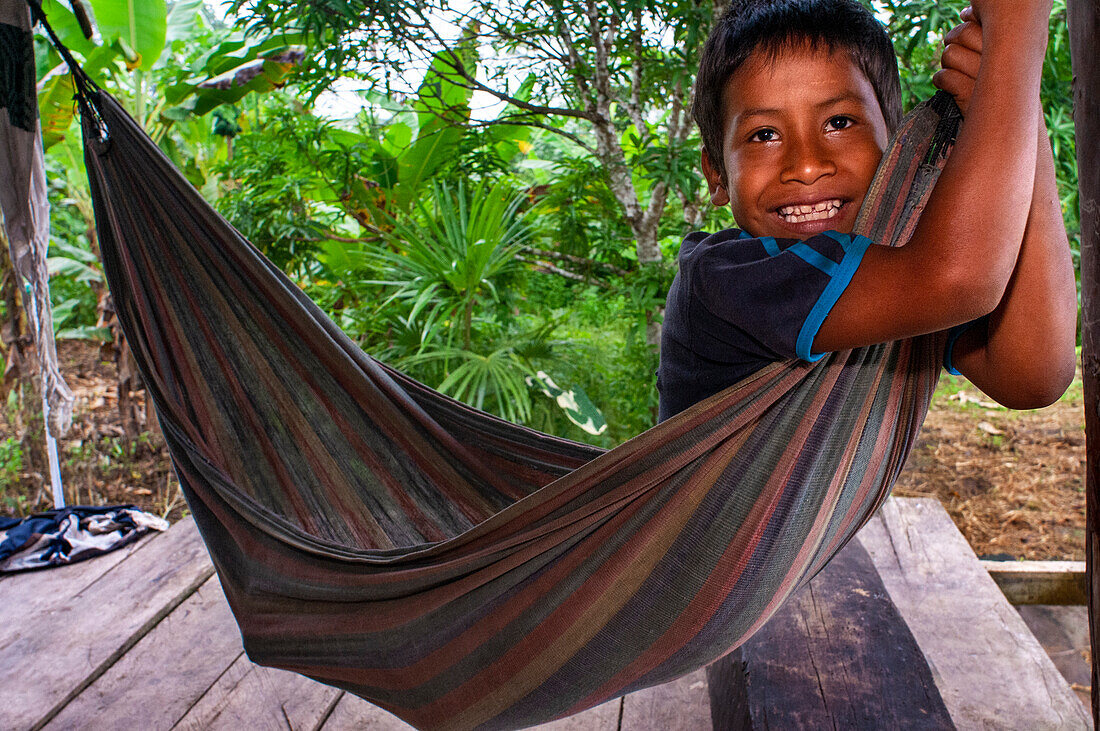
xmin=1 ymin=342 xmax=1087 ymax=560
xmin=2 ymin=341 xmax=183 ymax=522
xmin=894 ymin=374 xmax=1086 ymax=560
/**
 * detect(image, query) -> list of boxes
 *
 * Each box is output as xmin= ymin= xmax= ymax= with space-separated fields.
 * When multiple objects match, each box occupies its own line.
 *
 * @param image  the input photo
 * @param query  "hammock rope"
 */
xmin=41 ymin=10 xmax=961 ymax=725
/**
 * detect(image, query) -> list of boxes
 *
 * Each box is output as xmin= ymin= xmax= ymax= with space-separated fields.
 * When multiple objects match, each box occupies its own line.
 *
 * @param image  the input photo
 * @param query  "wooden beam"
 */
xmin=859 ymin=498 xmax=1089 ymax=728
xmin=981 ymin=560 xmax=1088 ymax=605
xmin=1069 ymin=0 xmax=1100 ymax=724
xmin=705 ymin=536 xmax=953 ymax=728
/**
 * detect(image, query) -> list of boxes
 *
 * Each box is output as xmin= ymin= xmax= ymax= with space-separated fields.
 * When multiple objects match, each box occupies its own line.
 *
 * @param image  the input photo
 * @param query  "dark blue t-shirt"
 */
xmin=656 ymin=228 xmax=874 ymax=422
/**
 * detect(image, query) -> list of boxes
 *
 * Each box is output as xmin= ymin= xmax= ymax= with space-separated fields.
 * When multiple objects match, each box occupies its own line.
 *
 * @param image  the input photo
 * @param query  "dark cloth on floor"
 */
xmin=0 ymin=505 xmax=168 ymax=572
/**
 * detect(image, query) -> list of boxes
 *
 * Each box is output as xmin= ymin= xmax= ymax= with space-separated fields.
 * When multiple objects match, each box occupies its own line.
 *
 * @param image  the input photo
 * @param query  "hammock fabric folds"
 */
xmin=75 ymin=57 xmax=959 ymax=728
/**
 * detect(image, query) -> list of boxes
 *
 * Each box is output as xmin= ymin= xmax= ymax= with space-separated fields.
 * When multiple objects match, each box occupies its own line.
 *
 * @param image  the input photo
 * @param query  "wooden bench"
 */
xmin=707 ymin=498 xmax=1089 ymax=729
xmin=0 ymin=498 xmax=1088 ymax=730
xmin=707 ymin=538 xmax=953 ymax=729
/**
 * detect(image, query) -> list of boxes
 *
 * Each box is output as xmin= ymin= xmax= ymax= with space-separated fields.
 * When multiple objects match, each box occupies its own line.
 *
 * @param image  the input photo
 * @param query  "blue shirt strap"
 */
xmin=795 ymin=233 xmax=873 ymax=361
xmin=943 ymin=318 xmax=985 ymax=375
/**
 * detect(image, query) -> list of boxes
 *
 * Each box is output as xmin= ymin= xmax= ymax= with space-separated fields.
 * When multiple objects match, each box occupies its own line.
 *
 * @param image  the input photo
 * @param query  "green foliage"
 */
xmin=406 ymin=345 xmax=538 ymax=424
xmin=0 ymin=438 xmax=23 ymax=489
xmin=1038 ymin=1 xmax=1080 ymax=270
xmin=215 ymin=100 xmax=349 ymax=276
xmin=396 ymin=42 xmax=477 ymax=204
xmin=37 ymin=72 xmax=77 ymax=150
xmin=228 ymin=0 xmax=420 ymax=96
xmin=371 ymin=179 xmax=530 ymax=348
xmin=29 ymin=0 xmax=1086 ymax=453
xmin=530 ymin=151 xmax=636 ymax=268
xmin=877 ymin=0 xmax=1080 ymax=278
xmin=89 ymin=0 xmax=167 ymax=69
xmin=527 ymin=371 xmax=606 ymax=436
xmin=47 ymin=236 xmax=107 ymax=341
xmin=161 ymin=31 xmax=307 ymax=119
xmin=360 ymin=179 xmax=548 ymax=426
xmin=43 ymin=150 xmax=104 ymax=340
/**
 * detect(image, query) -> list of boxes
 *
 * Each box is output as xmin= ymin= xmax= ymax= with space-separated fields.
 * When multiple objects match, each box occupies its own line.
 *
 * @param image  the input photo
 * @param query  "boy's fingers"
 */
xmin=932 ymin=68 xmax=974 ymax=93
xmin=932 ymin=67 xmax=975 ymax=113
xmin=944 ymin=20 xmax=983 ymax=52
xmin=942 ymin=42 xmax=981 ymax=79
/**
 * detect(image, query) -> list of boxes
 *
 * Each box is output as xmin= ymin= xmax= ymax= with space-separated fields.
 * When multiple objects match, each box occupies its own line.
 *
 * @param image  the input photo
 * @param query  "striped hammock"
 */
xmin=70 ymin=40 xmax=959 ymax=729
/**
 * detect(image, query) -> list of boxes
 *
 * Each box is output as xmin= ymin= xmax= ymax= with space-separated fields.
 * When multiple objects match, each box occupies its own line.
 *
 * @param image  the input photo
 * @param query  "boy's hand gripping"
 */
xmin=933 ymin=8 xmax=983 ymax=116
xmin=965 ymin=0 xmax=1053 ymax=30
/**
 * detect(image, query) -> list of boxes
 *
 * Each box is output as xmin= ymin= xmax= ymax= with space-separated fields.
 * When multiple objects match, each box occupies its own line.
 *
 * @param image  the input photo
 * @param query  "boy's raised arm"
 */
xmin=813 ymin=0 xmax=1073 ymax=406
xmin=932 ymin=13 xmax=1077 ymax=407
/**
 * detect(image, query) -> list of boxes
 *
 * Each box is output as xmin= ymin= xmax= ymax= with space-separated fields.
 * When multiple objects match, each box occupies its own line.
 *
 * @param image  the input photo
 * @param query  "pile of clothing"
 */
xmin=0 ymin=506 xmax=168 ymax=573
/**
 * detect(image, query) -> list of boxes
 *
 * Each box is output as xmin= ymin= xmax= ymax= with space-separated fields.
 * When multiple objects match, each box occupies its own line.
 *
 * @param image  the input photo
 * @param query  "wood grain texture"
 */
xmin=0 ymin=532 xmax=150 ymax=642
xmin=0 ymin=518 xmax=214 ymax=731
xmin=174 ymin=652 xmax=343 ymax=731
xmin=858 ymin=497 xmax=1091 ymax=729
xmin=45 ymin=574 xmax=241 ymax=730
xmin=1017 ymin=605 xmax=1092 ymax=710
xmin=319 ymin=693 xmax=420 ymax=730
xmin=534 ymin=699 xmax=621 ymax=730
xmin=1069 ymin=0 xmax=1100 ymax=723
xmin=620 ymin=668 xmax=709 ymax=730
xmin=319 ymin=687 xmax=623 ymax=730
xmin=707 ymin=536 xmax=951 ymax=729
xmin=982 ymin=560 xmax=1087 ymax=605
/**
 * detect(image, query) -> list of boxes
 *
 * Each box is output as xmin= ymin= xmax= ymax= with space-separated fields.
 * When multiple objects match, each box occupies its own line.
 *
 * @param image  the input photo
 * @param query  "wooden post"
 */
xmin=1069 ymin=0 xmax=1100 ymax=724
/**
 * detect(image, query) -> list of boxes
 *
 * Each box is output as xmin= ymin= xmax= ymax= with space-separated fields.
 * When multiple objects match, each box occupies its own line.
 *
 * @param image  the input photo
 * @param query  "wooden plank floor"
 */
xmin=0 ymin=516 xmax=706 ymax=731
xmin=0 ymin=498 xmax=1087 ymax=730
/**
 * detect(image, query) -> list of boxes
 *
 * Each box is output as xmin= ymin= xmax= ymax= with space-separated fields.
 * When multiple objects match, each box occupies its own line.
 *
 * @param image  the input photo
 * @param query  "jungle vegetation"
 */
xmin=0 ymin=0 xmax=1080 ymax=512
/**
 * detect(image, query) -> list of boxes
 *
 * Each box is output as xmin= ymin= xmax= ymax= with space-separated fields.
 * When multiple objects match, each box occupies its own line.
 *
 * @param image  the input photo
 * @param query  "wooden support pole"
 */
xmin=1069 ymin=0 xmax=1100 ymax=724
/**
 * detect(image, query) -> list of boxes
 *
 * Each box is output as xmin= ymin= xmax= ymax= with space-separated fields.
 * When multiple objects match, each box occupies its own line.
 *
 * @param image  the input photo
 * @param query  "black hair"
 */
xmin=693 ymin=0 xmax=902 ymax=181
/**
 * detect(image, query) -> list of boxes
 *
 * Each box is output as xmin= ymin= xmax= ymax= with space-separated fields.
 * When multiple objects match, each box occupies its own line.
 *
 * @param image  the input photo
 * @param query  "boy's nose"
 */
xmin=780 ymin=139 xmax=837 ymax=185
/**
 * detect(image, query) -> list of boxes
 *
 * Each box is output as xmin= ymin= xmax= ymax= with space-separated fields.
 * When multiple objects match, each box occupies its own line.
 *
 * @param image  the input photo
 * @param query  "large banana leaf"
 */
xmin=395 ymin=41 xmax=477 ymax=202
xmin=88 ymin=0 xmax=167 ymax=69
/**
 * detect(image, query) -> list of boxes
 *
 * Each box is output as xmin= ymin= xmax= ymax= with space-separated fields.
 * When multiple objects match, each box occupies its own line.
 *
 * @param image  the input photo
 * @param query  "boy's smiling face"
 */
xmin=703 ymin=42 xmax=890 ymax=240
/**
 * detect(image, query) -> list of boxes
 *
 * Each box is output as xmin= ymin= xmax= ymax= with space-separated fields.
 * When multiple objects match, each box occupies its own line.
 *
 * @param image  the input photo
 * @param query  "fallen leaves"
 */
xmin=977 ymin=421 xmax=1005 ymax=436
xmin=949 ymin=390 xmax=1003 ymax=409
xmin=895 ymin=386 xmax=1085 ymax=561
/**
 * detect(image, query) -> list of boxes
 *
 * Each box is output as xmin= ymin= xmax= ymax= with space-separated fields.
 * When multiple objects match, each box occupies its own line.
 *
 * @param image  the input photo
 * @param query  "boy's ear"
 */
xmin=701 ymin=148 xmax=730 ymax=207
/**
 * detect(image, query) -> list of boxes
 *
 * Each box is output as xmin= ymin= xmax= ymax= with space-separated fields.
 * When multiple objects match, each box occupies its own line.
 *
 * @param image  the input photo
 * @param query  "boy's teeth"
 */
xmin=778 ymin=199 xmax=842 ymax=223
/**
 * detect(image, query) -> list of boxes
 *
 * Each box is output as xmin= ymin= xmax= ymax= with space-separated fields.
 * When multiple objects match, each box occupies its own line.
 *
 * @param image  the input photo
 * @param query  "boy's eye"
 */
xmin=827 ymin=115 xmax=855 ymax=131
xmin=749 ymin=128 xmax=778 ymax=142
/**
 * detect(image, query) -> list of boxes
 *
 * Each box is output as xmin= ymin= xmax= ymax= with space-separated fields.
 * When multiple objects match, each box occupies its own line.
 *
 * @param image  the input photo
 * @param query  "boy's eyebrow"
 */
xmin=737 ymin=93 xmax=867 ymax=122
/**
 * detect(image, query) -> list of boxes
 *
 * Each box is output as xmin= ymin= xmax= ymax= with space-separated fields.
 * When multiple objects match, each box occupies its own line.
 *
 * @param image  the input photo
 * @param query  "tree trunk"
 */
xmin=681 ymin=196 xmax=705 ymax=230
xmin=0 ymin=233 xmax=49 ymax=501
xmin=78 ymin=195 xmax=143 ymax=439
xmin=0 ymin=230 xmax=29 ymax=399
xmin=1068 ymin=0 xmax=1099 ymax=724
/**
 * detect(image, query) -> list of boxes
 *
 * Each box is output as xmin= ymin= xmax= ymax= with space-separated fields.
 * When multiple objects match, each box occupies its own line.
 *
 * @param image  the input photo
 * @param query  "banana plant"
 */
xmin=341 ymin=42 xmax=479 ymax=218
xmin=89 ymin=0 xmax=166 ymax=70
xmin=34 ymin=0 xmax=302 ymax=148
xmin=161 ymin=32 xmax=307 ymax=120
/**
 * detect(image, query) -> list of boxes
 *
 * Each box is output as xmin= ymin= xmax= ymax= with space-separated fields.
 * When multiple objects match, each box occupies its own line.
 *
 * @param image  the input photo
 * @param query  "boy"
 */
xmin=657 ymin=0 xmax=1077 ymax=422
